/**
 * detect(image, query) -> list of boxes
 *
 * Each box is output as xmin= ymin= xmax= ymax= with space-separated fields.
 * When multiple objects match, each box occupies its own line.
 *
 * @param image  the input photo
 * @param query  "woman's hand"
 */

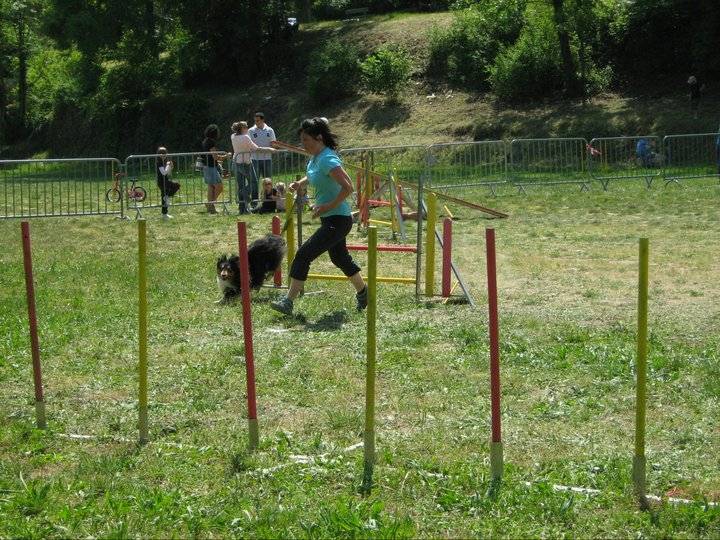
xmin=289 ymin=181 xmax=300 ymax=191
xmin=311 ymin=203 xmax=327 ymax=219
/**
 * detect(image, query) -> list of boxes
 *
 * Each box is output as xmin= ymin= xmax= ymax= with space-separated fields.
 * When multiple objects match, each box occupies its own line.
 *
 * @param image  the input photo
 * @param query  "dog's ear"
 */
xmin=217 ymin=254 xmax=228 ymax=269
xmin=229 ymin=255 xmax=240 ymax=267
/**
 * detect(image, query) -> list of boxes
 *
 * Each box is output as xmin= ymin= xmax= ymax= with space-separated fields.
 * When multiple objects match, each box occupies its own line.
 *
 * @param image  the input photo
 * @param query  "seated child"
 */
xmin=275 ymin=182 xmax=286 ymax=212
xmin=259 ymin=178 xmax=278 ymax=214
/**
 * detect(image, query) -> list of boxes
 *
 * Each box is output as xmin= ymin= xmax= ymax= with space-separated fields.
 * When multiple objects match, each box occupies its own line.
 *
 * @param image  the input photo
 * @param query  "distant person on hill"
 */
xmin=248 ymin=112 xmax=276 ymax=205
xmin=201 ymin=124 xmax=224 ymax=214
xmin=156 ymin=146 xmax=180 ymax=220
xmin=230 ymin=121 xmax=276 ymax=214
xmin=688 ymin=76 xmax=702 ymax=119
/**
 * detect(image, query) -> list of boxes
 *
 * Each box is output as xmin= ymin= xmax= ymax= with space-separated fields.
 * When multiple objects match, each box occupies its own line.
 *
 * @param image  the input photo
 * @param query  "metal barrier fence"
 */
xmin=0 ymin=158 xmax=122 ymax=218
xmin=588 ymin=136 xmax=664 ymax=189
xmin=427 ymin=141 xmax=506 ymax=195
xmin=509 ymin=138 xmax=590 ymax=191
xmin=2 ymin=132 xmax=719 ymax=219
xmin=663 ymin=133 xmax=720 ymax=183
xmin=122 ymin=150 xmax=308 ymax=217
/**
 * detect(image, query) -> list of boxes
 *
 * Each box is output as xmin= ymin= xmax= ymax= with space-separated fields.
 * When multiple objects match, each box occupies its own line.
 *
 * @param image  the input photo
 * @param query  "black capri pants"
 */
xmin=290 ymin=215 xmax=360 ymax=281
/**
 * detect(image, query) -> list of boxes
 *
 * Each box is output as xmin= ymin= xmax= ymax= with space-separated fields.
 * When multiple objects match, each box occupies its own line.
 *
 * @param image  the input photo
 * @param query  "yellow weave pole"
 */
xmin=285 ymin=191 xmax=295 ymax=281
xmin=138 ymin=220 xmax=149 ymax=445
xmin=362 ymin=226 xmax=378 ymax=493
xmin=633 ymin=238 xmax=649 ymax=509
xmin=424 ymin=192 xmax=437 ymax=296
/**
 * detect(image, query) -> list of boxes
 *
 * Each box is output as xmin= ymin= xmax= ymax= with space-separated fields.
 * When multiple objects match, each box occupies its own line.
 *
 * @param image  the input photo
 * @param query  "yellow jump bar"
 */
xmin=307 ymin=273 xmax=415 ymax=284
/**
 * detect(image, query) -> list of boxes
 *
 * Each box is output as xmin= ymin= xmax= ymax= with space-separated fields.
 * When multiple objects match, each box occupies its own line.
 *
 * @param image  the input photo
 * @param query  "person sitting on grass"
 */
xmin=275 ymin=182 xmax=286 ymax=212
xmin=270 ymin=117 xmax=367 ymax=315
xmin=258 ymin=178 xmax=278 ymax=213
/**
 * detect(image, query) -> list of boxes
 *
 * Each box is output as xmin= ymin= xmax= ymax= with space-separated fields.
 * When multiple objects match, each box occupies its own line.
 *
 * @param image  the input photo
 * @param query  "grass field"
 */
xmin=1 ymin=179 xmax=719 ymax=537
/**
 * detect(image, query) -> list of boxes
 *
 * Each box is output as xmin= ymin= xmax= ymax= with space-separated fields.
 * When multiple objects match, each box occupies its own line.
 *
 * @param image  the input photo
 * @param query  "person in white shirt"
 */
xmin=231 ymin=121 xmax=276 ymax=214
xmin=247 ymin=112 xmax=276 ymax=205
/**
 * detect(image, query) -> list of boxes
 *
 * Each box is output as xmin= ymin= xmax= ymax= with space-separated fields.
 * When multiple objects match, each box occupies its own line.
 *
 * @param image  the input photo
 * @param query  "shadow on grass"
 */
xmin=362 ymin=101 xmax=412 ymax=132
xmin=305 ymin=309 xmax=349 ymax=331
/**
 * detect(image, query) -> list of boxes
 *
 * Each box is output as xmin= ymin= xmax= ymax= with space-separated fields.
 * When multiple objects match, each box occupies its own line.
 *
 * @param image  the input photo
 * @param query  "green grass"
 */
xmin=1 ymin=179 xmax=719 ymax=537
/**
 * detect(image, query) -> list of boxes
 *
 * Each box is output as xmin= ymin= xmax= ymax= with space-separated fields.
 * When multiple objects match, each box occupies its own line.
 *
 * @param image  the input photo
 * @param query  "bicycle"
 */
xmin=106 ymin=172 xmax=147 ymax=203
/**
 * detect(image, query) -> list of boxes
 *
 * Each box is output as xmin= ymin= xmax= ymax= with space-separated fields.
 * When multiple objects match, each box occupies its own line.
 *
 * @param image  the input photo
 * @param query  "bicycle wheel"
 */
xmin=106 ymin=188 xmax=121 ymax=203
xmin=133 ymin=187 xmax=147 ymax=202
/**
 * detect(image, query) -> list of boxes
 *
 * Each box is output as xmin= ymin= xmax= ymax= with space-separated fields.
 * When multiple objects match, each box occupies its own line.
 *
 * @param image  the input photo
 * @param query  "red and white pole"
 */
xmin=486 ymin=228 xmax=503 ymax=480
xmin=21 ymin=222 xmax=46 ymax=429
xmin=237 ymin=221 xmax=259 ymax=450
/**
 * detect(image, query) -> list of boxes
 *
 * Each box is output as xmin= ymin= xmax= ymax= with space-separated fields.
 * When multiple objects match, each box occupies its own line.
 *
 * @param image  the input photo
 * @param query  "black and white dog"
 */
xmin=216 ymin=234 xmax=286 ymax=303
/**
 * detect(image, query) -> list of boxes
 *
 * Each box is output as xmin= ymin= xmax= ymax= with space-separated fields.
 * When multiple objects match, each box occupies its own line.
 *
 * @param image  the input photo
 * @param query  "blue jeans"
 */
xmin=235 ymin=162 xmax=258 ymax=212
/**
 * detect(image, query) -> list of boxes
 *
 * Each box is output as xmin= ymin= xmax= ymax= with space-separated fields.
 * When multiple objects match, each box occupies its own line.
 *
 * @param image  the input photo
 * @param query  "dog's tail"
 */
xmin=248 ymin=234 xmax=287 ymax=289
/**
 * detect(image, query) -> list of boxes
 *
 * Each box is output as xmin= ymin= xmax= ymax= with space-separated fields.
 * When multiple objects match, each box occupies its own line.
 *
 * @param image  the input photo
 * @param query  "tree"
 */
xmin=550 ymin=0 xmax=581 ymax=97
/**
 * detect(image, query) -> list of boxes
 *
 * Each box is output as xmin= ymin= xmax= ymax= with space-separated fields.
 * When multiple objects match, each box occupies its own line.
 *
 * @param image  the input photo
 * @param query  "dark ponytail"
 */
xmin=298 ymin=117 xmax=338 ymax=150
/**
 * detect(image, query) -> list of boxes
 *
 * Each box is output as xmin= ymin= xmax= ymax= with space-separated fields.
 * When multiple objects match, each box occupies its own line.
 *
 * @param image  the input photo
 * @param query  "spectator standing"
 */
xmin=716 ymin=126 xmax=720 ymax=178
xmin=688 ymin=76 xmax=701 ymax=119
xmin=156 ymin=146 xmax=180 ymax=220
xmin=202 ymin=124 xmax=225 ymax=215
xmin=248 ymin=112 xmax=276 ymax=206
xmin=230 ymin=121 xmax=275 ymax=214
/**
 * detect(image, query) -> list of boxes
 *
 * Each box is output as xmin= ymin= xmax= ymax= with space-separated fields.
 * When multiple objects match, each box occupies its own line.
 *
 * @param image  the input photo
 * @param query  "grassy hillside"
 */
xmin=5 ymin=11 xmax=720 ymax=159
xmin=202 ymin=12 xmax=720 ymax=152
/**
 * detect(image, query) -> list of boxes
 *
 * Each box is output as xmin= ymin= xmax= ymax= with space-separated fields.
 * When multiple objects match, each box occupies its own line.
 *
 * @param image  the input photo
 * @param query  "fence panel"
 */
xmin=0 ymin=158 xmax=122 ymax=219
xmin=588 ymin=136 xmax=664 ymax=189
xmin=509 ymin=138 xmax=590 ymax=191
xmin=426 ymin=141 xmax=507 ymax=195
xmin=342 ymin=144 xmax=427 ymax=182
xmin=663 ymin=133 xmax=720 ymax=183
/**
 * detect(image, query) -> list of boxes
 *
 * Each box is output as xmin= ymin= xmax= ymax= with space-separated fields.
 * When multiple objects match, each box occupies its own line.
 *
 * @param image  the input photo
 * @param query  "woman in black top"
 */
xmin=202 ymin=124 xmax=225 ymax=214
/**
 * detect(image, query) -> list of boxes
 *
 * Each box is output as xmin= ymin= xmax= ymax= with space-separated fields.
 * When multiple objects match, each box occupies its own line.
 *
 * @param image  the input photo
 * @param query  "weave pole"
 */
xmin=138 ymin=220 xmax=149 ymax=444
xmin=424 ymin=192 xmax=437 ymax=296
xmin=486 ymin=228 xmax=503 ymax=480
xmin=285 ymin=192 xmax=295 ymax=282
xmin=362 ymin=226 xmax=378 ymax=493
xmin=633 ymin=238 xmax=649 ymax=508
xmin=442 ymin=218 xmax=452 ymax=297
xmin=237 ymin=222 xmax=259 ymax=450
xmin=272 ymin=216 xmax=282 ymax=286
xmin=20 ymin=222 xmax=46 ymax=429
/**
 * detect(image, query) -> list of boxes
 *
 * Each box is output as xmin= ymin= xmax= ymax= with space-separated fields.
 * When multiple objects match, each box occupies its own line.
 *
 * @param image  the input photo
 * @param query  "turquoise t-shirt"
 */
xmin=306 ymin=147 xmax=351 ymax=218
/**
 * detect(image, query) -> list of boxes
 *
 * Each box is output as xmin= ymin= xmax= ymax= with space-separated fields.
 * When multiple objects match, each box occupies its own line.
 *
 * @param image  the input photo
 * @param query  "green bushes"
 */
xmin=427 ymin=0 xmax=616 ymax=100
xmin=307 ymin=39 xmax=362 ymax=103
xmin=360 ymin=46 xmax=412 ymax=99
xmin=488 ymin=19 xmax=563 ymax=101
xmin=308 ymin=41 xmax=413 ymax=102
xmin=426 ymin=1 xmax=526 ymax=90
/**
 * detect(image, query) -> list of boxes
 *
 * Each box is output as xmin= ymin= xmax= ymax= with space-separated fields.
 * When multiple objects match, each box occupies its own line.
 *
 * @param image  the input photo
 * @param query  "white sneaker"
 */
xmin=162 ymin=214 xmax=173 ymax=220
